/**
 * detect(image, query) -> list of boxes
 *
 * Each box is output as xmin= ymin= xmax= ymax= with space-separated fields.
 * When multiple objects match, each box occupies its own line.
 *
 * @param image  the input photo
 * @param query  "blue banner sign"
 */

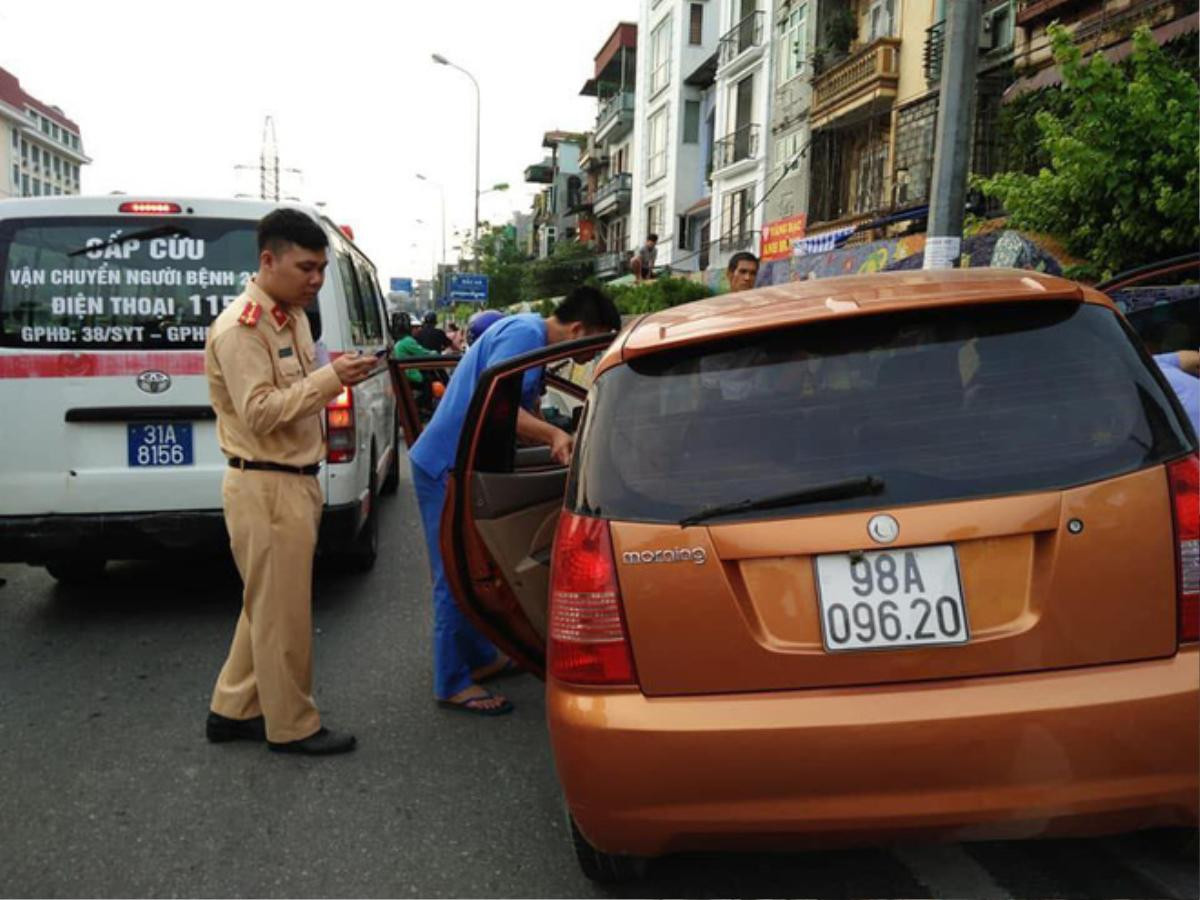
xmin=448 ymin=273 xmax=489 ymax=302
xmin=389 ymin=277 xmax=414 ymax=293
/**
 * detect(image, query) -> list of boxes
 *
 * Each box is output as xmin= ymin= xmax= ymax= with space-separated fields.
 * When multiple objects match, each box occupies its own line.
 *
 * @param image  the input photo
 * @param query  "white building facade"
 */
xmin=709 ymin=0 xmax=776 ymax=270
xmin=0 ymin=67 xmax=90 ymax=200
xmin=630 ymin=0 xmax=720 ymax=273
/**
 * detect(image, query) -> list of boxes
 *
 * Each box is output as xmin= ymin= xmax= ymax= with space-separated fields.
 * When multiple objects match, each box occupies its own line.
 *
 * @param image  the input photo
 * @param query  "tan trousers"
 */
xmin=210 ymin=468 xmax=323 ymax=743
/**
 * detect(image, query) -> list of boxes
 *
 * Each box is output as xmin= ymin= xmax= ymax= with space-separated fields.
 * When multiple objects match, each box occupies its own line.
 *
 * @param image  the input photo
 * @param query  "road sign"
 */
xmin=448 ymin=273 xmax=489 ymax=302
xmin=389 ymin=277 xmax=414 ymax=294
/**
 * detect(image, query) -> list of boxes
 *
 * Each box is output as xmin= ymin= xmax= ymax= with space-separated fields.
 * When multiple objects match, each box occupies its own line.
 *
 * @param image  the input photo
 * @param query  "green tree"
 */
xmin=520 ymin=240 xmax=598 ymax=302
xmin=472 ymin=225 xmax=529 ymax=309
xmin=979 ymin=24 xmax=1199 ymax=279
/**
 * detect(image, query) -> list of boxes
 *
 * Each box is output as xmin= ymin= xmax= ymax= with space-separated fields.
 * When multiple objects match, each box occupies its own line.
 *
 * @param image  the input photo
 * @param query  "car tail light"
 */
xmin=548 ymin=510 xmax=637 ymax=686
xmin=1168 ymin=453 xmax=1199 ymax=642
xmin=118 ymin=201 xmax=182 ymax=214
xmin=326 ymin=387 xmax=356 ymax=464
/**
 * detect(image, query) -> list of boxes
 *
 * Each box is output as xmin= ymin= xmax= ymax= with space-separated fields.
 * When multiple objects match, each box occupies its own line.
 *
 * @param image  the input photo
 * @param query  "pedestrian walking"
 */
xmin=631 ymin=233 xmax=658 ymax=283
xmin=409 ymin=286 xmax=621 ymax=716
xmin=204 ymin=209 xmax=377 ymax=755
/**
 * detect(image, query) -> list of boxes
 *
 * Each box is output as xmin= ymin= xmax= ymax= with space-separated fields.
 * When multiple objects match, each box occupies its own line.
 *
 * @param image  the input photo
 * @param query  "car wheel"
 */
xmin=45 ymin=556 xmax=107 ymax=585
xmin=344 ymin=456 xmax=379 ymax=573
xmin=568 ymin=813 xmax=648 ymax=884
xmin=381 ymin=420 xmax=401 ymax=496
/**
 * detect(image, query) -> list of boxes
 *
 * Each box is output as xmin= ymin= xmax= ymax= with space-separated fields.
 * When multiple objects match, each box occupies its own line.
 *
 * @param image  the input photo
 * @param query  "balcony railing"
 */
xmin=718 ymin=10 xmax=766 ymax=68
xmin=595 ymin=249 xmax=629 ymax=277
xmin=1016 ymin=0 xmax=1086 ymax=27
xmin=812 ymin=37 xmax=901 ymax=120
xmin=593 ymin=172 xmax=632 ymax=215
xmin=718 ymin=230 xmax=759 ymax=253
xmin=713 ymin=123 xmax=760 ymax=171
xmin=1073 ymin=0 xmax=1174 ymax=43
xmin=924 ymin=20 xmax=945 ymax=84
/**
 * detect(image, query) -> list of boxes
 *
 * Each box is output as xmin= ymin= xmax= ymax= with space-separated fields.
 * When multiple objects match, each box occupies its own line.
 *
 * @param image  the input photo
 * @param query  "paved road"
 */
xmin=1 ymin=459 xmax=1196 ymax=898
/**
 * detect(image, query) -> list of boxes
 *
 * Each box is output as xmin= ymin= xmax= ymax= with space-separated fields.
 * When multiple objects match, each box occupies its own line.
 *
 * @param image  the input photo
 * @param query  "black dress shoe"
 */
xmin=206 ymin=712 xmax=266 ymax=743
xmin=268 ymin=727 xmax=356 ymax=756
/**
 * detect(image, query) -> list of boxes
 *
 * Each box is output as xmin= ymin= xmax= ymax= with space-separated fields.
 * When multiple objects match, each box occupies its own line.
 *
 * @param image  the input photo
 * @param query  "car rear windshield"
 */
xmin=569 ymin=301 xmax=1194 ymax=524
xmin=0 ymin=216 xmax=259 ymax=349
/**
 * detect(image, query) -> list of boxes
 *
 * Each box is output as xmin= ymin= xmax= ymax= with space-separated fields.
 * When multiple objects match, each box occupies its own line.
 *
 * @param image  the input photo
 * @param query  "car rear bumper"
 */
xmin=548 ymin=647 xmax=1200 ymax=857
xmin=0 ymin=502 xmax=364 ymax=564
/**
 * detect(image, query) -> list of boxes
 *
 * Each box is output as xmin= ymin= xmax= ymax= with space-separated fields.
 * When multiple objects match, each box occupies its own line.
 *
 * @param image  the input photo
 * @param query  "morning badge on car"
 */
xmin=815 ymin=545 xmax=969 ymax=652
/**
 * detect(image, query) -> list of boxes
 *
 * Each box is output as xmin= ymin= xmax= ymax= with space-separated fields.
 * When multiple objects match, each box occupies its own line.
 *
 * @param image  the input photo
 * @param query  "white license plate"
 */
xmin=814 ymin=545 xmax=969 ymax=652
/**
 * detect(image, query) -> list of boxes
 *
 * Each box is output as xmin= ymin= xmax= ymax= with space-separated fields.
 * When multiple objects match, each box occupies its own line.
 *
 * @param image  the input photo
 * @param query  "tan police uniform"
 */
xmin=205 ymin=278 xmax=344 ymax=743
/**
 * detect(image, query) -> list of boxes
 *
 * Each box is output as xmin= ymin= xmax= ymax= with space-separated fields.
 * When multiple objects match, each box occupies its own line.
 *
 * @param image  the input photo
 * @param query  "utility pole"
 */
xmin=235 ymin=116 xmax=303 ymax=202
xmin=924 ymin=0 xmax=982 ymax=270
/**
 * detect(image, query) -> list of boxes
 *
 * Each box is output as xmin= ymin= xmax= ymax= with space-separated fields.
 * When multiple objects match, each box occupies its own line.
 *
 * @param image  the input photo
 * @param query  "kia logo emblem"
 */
xmin=136 ymin=370 xmax=171 ymax=394
xmin=867 ymin=514 xmax=899 ymax=544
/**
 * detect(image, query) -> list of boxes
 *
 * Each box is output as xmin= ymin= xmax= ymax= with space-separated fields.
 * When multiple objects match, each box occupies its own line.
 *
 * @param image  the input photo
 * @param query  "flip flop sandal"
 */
xmin=476 ymin=658 xmax=523 ymax=683
xmin=436 ymin=689 xmax=514 ymax=717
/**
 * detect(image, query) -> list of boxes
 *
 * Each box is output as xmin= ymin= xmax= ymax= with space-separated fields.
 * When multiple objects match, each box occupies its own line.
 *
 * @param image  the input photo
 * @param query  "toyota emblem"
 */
xmin=136 ymin=370 xmax=171 ymax=394
xmin=867 ymin=514 xmax=899 ymax=544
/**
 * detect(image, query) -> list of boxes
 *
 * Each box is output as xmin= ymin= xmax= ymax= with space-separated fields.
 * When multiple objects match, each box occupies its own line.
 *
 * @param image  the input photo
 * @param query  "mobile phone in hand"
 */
xmin=373 ymin=348 xmax=390 ymax=360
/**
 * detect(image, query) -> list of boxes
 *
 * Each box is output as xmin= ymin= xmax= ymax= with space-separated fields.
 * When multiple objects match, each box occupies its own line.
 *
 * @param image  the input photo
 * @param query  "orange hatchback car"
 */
xmin=395 ymin=269 xmax=1198 ymax=882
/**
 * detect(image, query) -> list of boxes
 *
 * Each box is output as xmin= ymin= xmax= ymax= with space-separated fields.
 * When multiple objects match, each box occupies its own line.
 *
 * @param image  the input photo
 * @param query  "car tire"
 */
xmin=381 ymin=420 xmax=401 ymax=496
xmin=568 ymin=812 xmax=648 ymax=884
xmin=45 ymin=556 xmax=106 ymax=585
xmin=343 ymin=455 xmax=379 ymax=573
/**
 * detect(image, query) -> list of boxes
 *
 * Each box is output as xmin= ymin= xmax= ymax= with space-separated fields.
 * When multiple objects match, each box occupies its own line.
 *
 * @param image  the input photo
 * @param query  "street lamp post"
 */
xmin=414 ymin=174 xmax=447 ymax=267
xmin=432 ymin=53 xmax=481 ymax=258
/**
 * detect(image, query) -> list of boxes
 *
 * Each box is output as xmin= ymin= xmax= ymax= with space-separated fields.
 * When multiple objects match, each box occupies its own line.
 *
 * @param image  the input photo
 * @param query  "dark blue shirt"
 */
xmin=410 ymin=314 xmax=547 ymax=478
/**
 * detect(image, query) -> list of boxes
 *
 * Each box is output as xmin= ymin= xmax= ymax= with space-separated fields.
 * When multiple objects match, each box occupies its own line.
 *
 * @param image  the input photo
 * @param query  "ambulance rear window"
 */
xmin=0 ymin=216 xmax=260 ymax=349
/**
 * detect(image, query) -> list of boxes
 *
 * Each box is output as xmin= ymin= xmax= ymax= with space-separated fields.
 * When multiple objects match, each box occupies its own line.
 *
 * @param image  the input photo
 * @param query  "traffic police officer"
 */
xmin=204 ymin=209 xmax=376 ymax=756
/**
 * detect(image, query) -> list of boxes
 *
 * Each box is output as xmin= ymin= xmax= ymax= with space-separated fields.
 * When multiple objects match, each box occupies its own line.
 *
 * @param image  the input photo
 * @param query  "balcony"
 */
xmin=1074 ymin=0 xmax=1176 ymax=43
xmin=595 ymin=249 xmax=629 ymax=278
xmin=718 ymin=230 xmax=759 ymax=254
xmin=1016 ymin=0 xmax=1088 ymax=27
xmin=579 ymin=135 xmax=608 ymax=172
xmin=812 ymin=37 xmax=900 ymax=126
xmin=593 ymin=172 xmax=632 ymax=217
xmin=595 ymin=91 xmax=635 ymax=144
xmin=712 ymin=123 xmax=760 ymax=173
xmin=718 ymin=10 xmax=766 ymax=71
xmin=524 ymin=162 xmax=554 ymax=184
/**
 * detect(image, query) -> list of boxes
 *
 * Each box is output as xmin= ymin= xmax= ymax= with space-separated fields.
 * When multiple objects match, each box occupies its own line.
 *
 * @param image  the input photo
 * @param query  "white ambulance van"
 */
xmin=0 ymin=196 xmax=400 ymax=582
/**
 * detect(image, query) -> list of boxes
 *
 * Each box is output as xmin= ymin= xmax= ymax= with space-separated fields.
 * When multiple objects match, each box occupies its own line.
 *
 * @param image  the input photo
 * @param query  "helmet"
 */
xmin=423 ymin=311 xmax=437 ymax=325
xmin=466 ymin=310 xmax=504 ymax=345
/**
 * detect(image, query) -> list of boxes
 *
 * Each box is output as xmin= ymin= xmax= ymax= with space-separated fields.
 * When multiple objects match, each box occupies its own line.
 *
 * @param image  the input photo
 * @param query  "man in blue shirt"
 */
xmin=410 ymin=286 xmax=622 ymax=716
xmin=1155 ymin=349 xmax=1199 ymax=435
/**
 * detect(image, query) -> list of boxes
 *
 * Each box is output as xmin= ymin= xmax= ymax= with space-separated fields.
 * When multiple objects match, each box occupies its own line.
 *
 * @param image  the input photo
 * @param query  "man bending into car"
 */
xmin=409 ymin=286 xmax=621 ymax=716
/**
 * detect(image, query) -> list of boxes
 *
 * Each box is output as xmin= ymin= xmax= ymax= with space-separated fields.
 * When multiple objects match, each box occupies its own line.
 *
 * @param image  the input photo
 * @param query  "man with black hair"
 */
xmin=727 ymin=251 xmax=760 ymax=293
xmin=632 ymin=233 xmax=658 ymax=283
xmin=205 ymin=208 xmax=377 ymax=756
xmin=409 ymin=285 xmax=621 ymax=716
xmin=417 ymin=310 xmax=451 ymax=353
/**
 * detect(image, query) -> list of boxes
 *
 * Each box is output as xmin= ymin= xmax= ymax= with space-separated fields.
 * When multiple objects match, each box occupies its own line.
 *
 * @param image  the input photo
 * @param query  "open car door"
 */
xmin=438 ymin=335 xmax=611 ymax=677
xmin=389 ymin=355 xmax=461 ymax=447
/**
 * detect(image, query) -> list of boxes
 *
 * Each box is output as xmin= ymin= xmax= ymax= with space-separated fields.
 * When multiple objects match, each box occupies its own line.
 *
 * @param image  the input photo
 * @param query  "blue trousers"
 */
xmin=411 ymin=460 xmax=500 ymax=699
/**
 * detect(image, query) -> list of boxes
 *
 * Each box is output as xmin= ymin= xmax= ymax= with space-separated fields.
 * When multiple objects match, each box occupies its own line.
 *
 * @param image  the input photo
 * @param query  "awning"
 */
xmin=1004 ymin=12 xmax=1198 ymax=101
xmin=682 ymin=196 xmax=713 ymax=218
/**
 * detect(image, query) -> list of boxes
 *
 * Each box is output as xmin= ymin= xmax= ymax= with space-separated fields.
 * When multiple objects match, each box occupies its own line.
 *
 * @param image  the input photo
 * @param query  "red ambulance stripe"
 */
xmin=0 ymin=352 xmax=207 ymax=378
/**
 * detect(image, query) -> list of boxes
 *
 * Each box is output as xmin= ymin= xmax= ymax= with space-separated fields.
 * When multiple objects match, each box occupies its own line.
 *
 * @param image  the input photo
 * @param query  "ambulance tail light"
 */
xmin=118 ymin=201 xmax=182 ymax=214
xmin=326 ymin=387 xmax=356 ymax=464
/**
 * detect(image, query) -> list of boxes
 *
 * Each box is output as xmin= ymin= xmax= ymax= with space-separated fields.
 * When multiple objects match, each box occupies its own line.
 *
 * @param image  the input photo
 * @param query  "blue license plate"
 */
xmin=127 ymin=423 xmax=194 ymax=467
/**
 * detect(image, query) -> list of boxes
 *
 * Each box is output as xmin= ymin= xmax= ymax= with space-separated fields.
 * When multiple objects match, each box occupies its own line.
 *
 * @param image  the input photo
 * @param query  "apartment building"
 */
xmin=579 ymin=23 xmax=639 ymax=280
xmin=0 ymin=66 xmax=90 ymax=200
xmin=710 ymin=0 xmax=776 ymax=269
xmin=630 ymin=0 xmax=721 ymax=273
xmin=524 ymin=131 xmax=585 ymax=258
xmin=765 ymin=0 xmax=817 ymax=224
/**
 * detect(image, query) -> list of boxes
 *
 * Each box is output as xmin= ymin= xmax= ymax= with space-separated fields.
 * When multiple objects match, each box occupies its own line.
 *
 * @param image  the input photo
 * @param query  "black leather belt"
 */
xmin=228 ymin=457 xmax=320 ymax=476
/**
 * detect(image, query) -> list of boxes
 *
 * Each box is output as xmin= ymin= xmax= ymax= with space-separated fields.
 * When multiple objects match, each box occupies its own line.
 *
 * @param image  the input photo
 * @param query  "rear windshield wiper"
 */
xmin=68 ymin=225 xmax=189 ymax=257
xmin=679 ymin=475 xmax=885 ymax=527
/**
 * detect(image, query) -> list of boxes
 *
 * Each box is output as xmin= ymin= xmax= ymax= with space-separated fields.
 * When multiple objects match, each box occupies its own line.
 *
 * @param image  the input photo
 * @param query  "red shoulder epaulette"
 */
xmin=270 ymin=305 xmax=289 ymax=328
xmin=238 ymin=302 xmax=263 ymax=327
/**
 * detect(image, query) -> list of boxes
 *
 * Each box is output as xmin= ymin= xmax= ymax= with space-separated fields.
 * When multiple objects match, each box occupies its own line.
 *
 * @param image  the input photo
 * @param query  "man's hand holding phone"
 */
xmin=332 ymin=351 xmax=380 ymax=386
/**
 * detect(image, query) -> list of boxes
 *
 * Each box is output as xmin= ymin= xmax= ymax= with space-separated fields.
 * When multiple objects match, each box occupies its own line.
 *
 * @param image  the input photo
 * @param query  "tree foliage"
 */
xmin=979 ymin=24 xmax=1199 ymax=278
xmin=604 ymin=276 xmax=714 ymax=315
